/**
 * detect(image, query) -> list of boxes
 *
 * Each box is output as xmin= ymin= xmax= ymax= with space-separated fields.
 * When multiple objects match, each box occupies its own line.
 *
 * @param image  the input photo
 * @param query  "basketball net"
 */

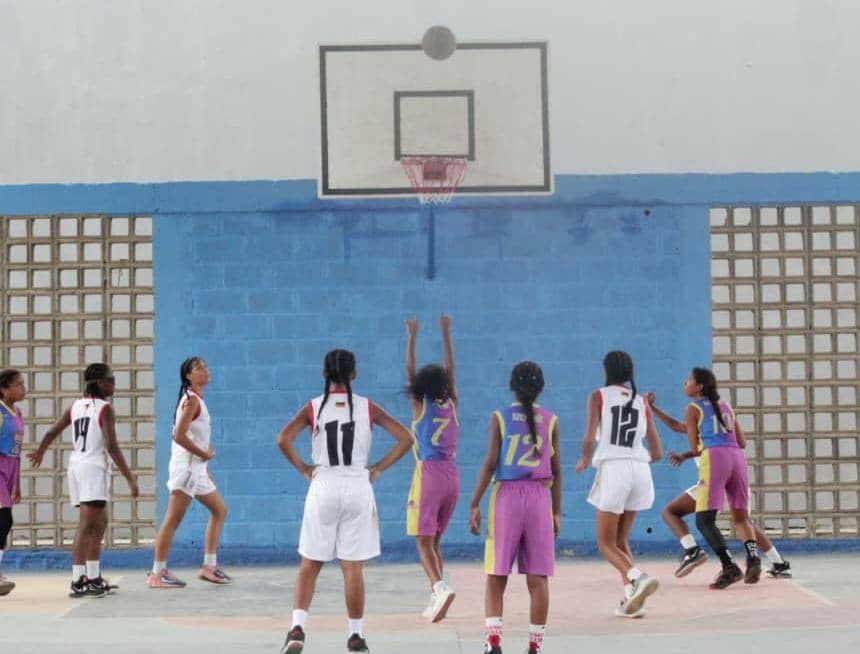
xmin=401 ymin=157 xmax=467 ymax=205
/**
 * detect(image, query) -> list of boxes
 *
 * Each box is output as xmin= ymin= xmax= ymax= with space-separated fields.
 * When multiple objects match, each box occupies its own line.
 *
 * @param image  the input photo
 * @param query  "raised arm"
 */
xmin=468 ymin=413 xmax=502 ymax=535
xmin=574 ymin=390 xmax=601 ymax=473
xmin=102 ymin=404 xmax=139 ymax=497
xmin=276 ymin=407 xmax=314 ymax=480
xmin=439 ymin=313 xmax=457 ymax=403
xmin=172 ymin=394 xmax=213 ymax=461
xmin=406 ymin=318 xmax=418 ymax=385
xmin=27 ymin=408 xmax=71 ymax=468
xmin=368 ymin=403 xmax=413 ymax=481
xmin=644 ymin=391 xmax=686 ymax=434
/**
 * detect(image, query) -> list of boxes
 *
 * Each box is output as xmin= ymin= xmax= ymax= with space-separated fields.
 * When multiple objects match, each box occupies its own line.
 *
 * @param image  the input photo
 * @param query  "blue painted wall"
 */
xmin=148 ymin=203 xmax=710 ymax=556
xmin=4 ymin=172 xmax=860 ymax=564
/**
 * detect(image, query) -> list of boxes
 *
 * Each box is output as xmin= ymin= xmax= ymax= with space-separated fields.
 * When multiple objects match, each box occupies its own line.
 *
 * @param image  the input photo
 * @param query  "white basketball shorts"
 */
xmin=166 ymin=462 xmax=217 ymax=498
xmin=68 ymin=461 xmax=110 ymax=507
xmin=588 ymin=459 xmax=655 ymax=514
xmin=298 ymin=467 xmax=380 ymax=562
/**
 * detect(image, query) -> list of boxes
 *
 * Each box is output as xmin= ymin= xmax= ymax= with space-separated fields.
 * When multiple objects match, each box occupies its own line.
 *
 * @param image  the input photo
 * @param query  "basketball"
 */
xmin=422 ymin=25 xmax=457 ymax=60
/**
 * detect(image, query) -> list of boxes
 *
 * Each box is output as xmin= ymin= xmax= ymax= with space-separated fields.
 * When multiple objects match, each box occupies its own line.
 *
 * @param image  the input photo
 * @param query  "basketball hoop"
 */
xmin=401 ymin=157 xmax=467 ymax=205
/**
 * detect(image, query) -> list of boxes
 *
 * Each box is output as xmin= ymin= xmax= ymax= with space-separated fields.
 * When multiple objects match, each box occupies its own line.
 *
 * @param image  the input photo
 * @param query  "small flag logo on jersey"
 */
xmin=335 ymin=401 xmax=346 ymax=408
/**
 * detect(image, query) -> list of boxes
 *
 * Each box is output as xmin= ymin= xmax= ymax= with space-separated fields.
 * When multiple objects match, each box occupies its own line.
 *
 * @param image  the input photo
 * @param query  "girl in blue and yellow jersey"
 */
xmin=469 ymin=361 xmax=561 ymax=654
xmin=405 ymin=314 xmax=460 ymax=623
xmin=668 ymin=367 xmax=761 ymax=589
xmin=0 ymin=369 xmax=27 ymax=596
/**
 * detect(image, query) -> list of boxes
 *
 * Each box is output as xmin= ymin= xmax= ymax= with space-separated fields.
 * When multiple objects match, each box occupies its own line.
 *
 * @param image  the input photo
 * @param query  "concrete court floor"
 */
xmin=1 ymin=554 xmax=858 ymax=654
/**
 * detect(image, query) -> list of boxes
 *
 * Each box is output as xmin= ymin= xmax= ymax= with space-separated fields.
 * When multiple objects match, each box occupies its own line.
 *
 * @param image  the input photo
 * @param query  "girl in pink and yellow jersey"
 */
xmin=405 ymin=314 xmax=460 ymax=623
xmin=469 ymin=362 xmax=561 ymax=654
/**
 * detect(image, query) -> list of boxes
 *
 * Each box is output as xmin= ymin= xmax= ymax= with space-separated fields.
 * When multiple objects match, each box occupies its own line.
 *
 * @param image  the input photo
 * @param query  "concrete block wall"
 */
xmin=153 ymin=203 xmax=712 ymax=556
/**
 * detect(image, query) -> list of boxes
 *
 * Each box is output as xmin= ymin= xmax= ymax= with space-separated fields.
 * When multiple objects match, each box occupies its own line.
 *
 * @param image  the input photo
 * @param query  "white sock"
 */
xmin=86 ymin=560 xmax=100 ymax=579
xmin=291 ymin=609 xmax=308 ymax=629
xmin=432 ymin=580 xmax=447 ymax=594
xmin=626 ymin=567 xmax=642 ymax=582
xmin=152 ymin=560 xmax=167 ymax=575
xmin=347 ymin=618 xmax=364 ymax=637
xmin=486 ymin=616 xmax=503 ymax=640
xmin=528 ymin=624 xmax=546 ymax=652
xmin=680 ymin=534 xmax=697 ymax=549
xmin=72 ymin=564 xmax=86 ymax=580
xmin=765 ymin=547 xmax=784 ymax=564
xmin=204 ymin=553 xmax=217 ymax=567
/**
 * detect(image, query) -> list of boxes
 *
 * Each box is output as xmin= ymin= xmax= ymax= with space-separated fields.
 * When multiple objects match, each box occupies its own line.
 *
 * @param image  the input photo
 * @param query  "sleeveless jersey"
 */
xmin=412 ymin=398 xmax=458 ymax=461
xmin=68 ymin=397 xmax=110 ymax=468
xmin=494 ymin=403 xmax=557 ymax=481
xmin=592 ymin=385 xmax=651 ymax=465
xmin=309 ymin=391 xmax=373 ymax=470
xmin=0 ymin=401 xmax=24 ymax=457
xmin=171 ymin=390 xmax=211 ymax=467
xmin=690 ymin=398 xmax=738 ymax=449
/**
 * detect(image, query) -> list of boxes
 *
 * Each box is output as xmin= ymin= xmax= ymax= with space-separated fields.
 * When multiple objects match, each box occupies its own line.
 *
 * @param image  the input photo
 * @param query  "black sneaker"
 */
xmin=280 ymin=625 xmax=305 ymax=653
xmin=69 ymin=575 xmax=106 ymax=598
xmin=766 ymin=560 xmax=792 ymax=578
xmin=709 ymin=563 xmax=743 ymax=590
xmin=347 ymin=633 xmax=369 ymax=653
xmin=484 ymin=635 xmax=502 ymax=654
xmin=89 ymin=576 xmax=119 ymax=595
xmin=744 ymin=556 xmax=762 ymax=584
xmin=674 ymin=546 xmax=709 ymax=578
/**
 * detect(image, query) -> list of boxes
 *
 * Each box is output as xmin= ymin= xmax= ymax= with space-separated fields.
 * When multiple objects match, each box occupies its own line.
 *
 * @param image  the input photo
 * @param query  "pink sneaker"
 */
xmin=146 ymin=569 xmax=187 ymax=588
xmin=198 ymin=565 xmax=232 ymax=585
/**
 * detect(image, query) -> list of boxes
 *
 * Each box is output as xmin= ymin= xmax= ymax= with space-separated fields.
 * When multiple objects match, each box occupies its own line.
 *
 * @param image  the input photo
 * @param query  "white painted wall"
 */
xmin=0 ymin=0 xmax=857 ymax=184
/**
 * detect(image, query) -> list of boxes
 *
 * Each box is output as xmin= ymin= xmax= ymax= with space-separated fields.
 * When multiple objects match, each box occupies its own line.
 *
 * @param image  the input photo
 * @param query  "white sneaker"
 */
xmin=428 ymin=582 xmax=456 ymax=622
xmin=625 ymin=573 xmax=659 ymax=614
xmin=614 ymin=599 xmax=645 ymax=618
xmin=421 ymin=592 xmax=436 ymax=618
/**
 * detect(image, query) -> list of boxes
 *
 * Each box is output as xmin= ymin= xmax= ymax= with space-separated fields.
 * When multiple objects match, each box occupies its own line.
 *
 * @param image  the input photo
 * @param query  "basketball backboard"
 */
xmin=319 ymin=38 xmax=550 ymax=199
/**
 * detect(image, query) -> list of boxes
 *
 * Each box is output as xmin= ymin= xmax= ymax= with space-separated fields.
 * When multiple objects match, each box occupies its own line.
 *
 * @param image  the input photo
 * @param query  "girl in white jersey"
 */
xmin=277 ymin=349 xmax=413 ymax=654
xmin=147 ymin=357 xmax=231 ymax=588
xmin=29 ymin=364 xmax=139 ymax=598
xmin=575 ymin=351 xmax=662 ymax=618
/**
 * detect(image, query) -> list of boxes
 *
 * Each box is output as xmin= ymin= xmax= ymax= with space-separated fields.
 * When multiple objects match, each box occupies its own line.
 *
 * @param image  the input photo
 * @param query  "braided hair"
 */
xmin=83 ymin=363 xmax=112 ymax=399
xmin=603 ymin=350 xmax=637 ymax=409
xmin=316 ymin=349 xmax=356 ymax=432
xmin=510 ymin=361 xmax=545 ymax=455
xmin=174 ymin=357 xmax=203 ymax=421
xmin=692 ymin=367 xmax=727 ymax=430
xmin=407 ymin=364 xmax=452 ymax=404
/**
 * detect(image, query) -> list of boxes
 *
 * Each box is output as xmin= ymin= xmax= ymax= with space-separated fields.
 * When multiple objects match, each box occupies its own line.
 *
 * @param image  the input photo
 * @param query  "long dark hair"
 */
xmin=692 ymin=367 xmax=727 ymax=430
xmin=84 ymin=363 xmax=112 ymax=399
xmin=407 ymin=364 xmax=453 ymax=404
xmin=316 ymin=349 xmax=356 ymax=431
xmin=510 ymin=361 xmax=545 ymax=454
xmin=174 ymin=357 xmax=203 ymax=421
xmin=603 ymin=350 xmax=637 ymax=409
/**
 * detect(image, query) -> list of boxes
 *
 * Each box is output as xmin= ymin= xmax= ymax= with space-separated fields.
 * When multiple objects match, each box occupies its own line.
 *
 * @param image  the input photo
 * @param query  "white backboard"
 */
xmin=319 ymin=42 xmax=550 ymax=198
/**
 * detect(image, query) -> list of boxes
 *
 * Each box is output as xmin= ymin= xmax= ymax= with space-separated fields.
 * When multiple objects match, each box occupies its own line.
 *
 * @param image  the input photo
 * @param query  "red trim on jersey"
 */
xmin=307 ymin=401 xmax=316 ymax=432
xmin=368 ymin=399 xmax=374 ymax=430
xmin=97 ymin=402 xmax=109 ymax=428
